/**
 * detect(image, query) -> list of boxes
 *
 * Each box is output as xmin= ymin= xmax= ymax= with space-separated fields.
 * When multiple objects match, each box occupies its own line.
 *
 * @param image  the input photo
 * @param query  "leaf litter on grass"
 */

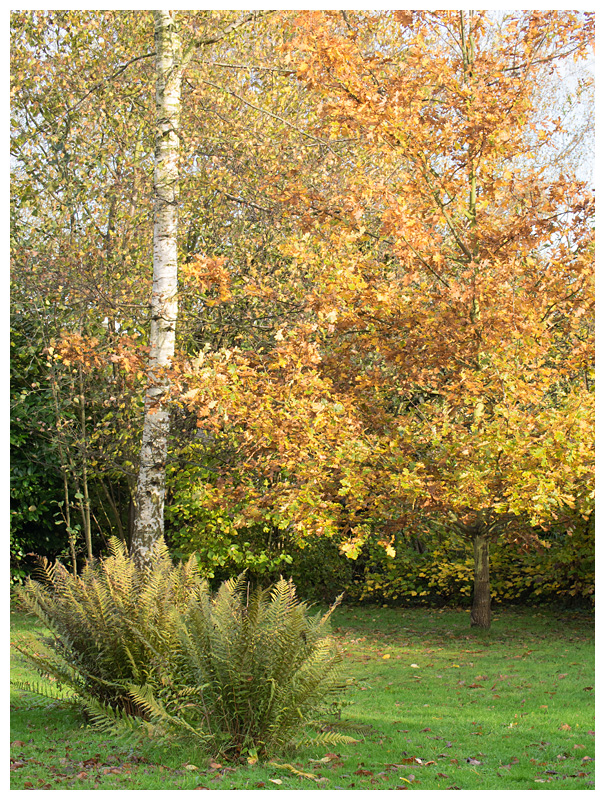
xmin=11 ymin=605 xmax=594 ymax=790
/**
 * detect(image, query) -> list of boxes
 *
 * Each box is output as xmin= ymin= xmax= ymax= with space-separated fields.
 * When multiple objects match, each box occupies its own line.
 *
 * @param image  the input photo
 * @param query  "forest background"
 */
xmin=10 ymin=9 xmax=594 ymax=628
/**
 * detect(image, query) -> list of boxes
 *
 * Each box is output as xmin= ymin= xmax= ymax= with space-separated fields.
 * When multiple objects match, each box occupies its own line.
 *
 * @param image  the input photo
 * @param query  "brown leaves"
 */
xmin=181 ymin=255 xmax=231 ymax=305
xmin=394 ymin=11 xmax=414 ymax=27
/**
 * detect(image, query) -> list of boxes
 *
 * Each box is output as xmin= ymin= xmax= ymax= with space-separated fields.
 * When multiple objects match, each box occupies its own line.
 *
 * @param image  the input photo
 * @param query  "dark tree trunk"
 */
xmin=470 ymin=529 xmax=491 ymax=629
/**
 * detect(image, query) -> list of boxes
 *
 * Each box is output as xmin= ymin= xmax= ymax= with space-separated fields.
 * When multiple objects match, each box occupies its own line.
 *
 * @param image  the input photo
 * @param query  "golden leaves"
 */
xmin=394 ymin=10 xmax=414 ymax=27
xmin=181 ymin=255 xmax=231 ymax=304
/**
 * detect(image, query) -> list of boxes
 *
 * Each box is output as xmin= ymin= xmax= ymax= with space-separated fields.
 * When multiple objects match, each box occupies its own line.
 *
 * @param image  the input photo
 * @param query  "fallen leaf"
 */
xmin=185 ymin=764 xmax=199 ymax=771
xmin=560 ymin=724 xmax=572 ymax=731
xmin=11 ymin=741 xmax=26 ymax=748
xmin=436 ymin=772 xmax=449 ymax=778
xmin=466 ymin=758 xmax=482 ymax=766
xmin=269 ymin=778 xmax=282 ymax=784
xmin=270 ymin=762 xmax=319 ymax=780
xmin=209 ymin=761 xmax=222 ymax=770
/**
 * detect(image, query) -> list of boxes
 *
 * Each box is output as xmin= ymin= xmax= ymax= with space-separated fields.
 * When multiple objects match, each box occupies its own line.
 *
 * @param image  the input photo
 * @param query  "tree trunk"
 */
xmin=470 ymin=528 xmax=491 ymax=629
xmin=131 ymin=11 xmax=182 ymax=568
xmin=76 ymin=364 xmax=93 ymax=560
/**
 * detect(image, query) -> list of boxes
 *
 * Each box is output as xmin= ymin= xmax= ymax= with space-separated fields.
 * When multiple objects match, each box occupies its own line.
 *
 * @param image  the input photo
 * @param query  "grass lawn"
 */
xmin=10 ymin=602 xmax=594 ymax=790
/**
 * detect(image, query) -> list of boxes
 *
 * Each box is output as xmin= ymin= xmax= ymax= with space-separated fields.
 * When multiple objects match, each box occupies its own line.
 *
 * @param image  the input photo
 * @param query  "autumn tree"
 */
xmin=11 ymin=9 xmax=300 ymax=567
xmin=131 ymin=10 xmax=295 ymax=566
xmin=177 ymin=10 xmax=594 ymax=627
xmin=287 ymin=9 xmax=594 ymax=628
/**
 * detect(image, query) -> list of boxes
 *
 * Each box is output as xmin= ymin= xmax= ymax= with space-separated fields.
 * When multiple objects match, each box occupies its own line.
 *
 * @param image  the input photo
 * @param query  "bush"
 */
xmin=346 ymin=524 xmax=595 ymax=607
xmin=14 ymin=539 xmax=354 ymax=760
xmin=286 ymin=536 xmax=355 ymax=603
xmin=165 ymin=466 xmax=295 ymax=586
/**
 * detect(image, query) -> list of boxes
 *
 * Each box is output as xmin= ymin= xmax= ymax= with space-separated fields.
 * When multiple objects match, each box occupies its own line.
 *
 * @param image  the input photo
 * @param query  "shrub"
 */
xmin=347 ymin=524 xmax=595 ymax=607
xmin=165 ymin=459 xmax=294 ymax=586
xmin=286 ymin=536 xmax=355 ymax=603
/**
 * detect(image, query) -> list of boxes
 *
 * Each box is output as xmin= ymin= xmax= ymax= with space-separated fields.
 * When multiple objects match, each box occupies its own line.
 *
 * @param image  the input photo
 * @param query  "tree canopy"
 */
xmin=11 ymin=10 xmax=594 ymax=627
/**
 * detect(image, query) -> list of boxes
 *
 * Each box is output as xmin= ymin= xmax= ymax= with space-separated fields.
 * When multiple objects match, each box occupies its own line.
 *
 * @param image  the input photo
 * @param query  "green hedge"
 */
xmin=344 ymin=526 xmax=594 ymax=608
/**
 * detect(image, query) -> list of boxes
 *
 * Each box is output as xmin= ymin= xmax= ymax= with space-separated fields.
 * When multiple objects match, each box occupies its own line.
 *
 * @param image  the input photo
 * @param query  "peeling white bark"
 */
xmin=131 ymin=11 xmax=182 ymax=568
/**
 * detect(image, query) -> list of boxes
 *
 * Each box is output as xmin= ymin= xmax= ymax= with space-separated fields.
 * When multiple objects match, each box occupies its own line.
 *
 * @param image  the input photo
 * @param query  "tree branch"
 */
xmin=182 ymin=10 xmax=277 ymax=68
xmin=59 ymin=52 xmax=156 ymax=124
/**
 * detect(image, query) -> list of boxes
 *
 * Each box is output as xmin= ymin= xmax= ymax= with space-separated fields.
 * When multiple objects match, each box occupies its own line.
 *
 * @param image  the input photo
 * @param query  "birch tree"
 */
xmin=131 ymin=10 xmax=273 ymax=566
xmin=130 ymin=11 xmax=181 ymax=567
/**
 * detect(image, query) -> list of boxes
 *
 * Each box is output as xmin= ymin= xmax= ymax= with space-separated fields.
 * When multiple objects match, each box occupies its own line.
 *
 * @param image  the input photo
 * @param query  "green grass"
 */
xmin=10 ymin=603 xmax=594 ymax=790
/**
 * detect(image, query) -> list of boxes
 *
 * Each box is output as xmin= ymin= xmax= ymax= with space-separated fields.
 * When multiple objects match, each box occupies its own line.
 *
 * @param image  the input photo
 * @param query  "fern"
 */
xmin=15 ymin=537 xmax=200 ymax=715
xmin=127 ymin=574 xmax=349 ymax=758
xmin=15 ymin=548 xmax=354 ymax=761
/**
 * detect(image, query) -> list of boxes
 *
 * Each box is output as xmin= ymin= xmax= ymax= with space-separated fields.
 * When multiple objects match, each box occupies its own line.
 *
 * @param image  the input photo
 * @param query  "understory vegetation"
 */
xmin=169 ymin=518 xmax=595 ymax=608
xmin=14 ymin=540 xmax=359 ymax=762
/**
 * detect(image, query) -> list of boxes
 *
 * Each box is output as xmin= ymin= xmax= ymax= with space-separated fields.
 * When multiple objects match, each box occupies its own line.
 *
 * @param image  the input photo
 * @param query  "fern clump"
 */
xmin=14 ymin=542 xmax=356 ymax=760
xmin=136 ymin=574 xmax=355 ymax=758
xmin=15 ymin=537 xmax=200 ymax=715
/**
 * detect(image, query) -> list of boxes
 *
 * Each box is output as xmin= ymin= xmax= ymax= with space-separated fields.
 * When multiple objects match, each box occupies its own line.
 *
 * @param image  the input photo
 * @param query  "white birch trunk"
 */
xmin=131 ymin=11 xmax=181 ymax=568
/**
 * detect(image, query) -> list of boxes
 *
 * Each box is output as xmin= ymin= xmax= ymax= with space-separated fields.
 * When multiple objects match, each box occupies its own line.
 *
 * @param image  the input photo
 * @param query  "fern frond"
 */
xmin=124 ymin=683 xmax=212 ymax=744
xmin=10 ymin=678 xmax=76 ymax=704
xmin=299 ymin=729 xmax=361 ymax=747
